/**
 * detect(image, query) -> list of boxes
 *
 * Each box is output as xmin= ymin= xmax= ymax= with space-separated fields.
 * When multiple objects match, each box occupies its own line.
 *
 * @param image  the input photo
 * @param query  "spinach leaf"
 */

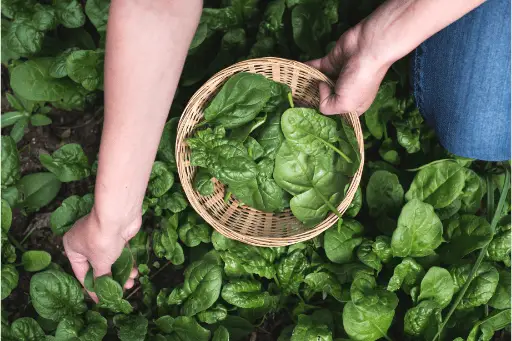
xmin=94 ymin=276 xmax=133 ymax=314
xmin=343 ymin=273 xmax=398 ymax=341
xmin=50 ymin=194 xmax=93 ymax=235
xmin=438 ymin=214 xmax=493 ymax=261
xmin=55 ymin=311 xmax=107 ymax=341
xmin=157 ymin=117 xmax=179 ymax=170
xmin=405 ymin=161 xmax=466 ymax=209
xmin=403 ymin=300 xmax=441 ymax=338
xmin=277 ymin=250 xmax=309 ymax=295
xmin=356 ymin=239 xmax=382 ymax=273
xmin=21 ymin=250 xmax=51 ymax=272
xmin=450 ymin=263 xmax=499 ymax=310
xmin=256 ymin=111 xmax=285 ymax=160
xmin=40 ymin=143 xmax=90 ymax=182
xmin=364 ymin=82 xmax=397 ymax=140
xmin=113 ymin=314 xmax=148 ymax=341
xmin=168 ymin=258 xmax=222 ymax=316
xmin=1 ymin=136 xmax=21 ymax=188
xmin=274 ymin=142 xmax=346 ymax=226
xmin=1 ymin=264 xmax=19 ymax=300
xmin=11 ymin=317 xmax=45 ymax=341
xmin=290 ymin=314 xmax=333 ymax=341
xmin=213 ymin=325 xmax=230 ymax=341
xmin=148 ymin=161 xmax=174 ymax=198
xmin=487 ymin=269 xmax=510 ymax=310
xmin=197 ymin=304 xmax=228 ymax=324
xmin=387 ymin=257 xmax=424 ymax=293
xmin=466 ymin=309 xmax=511 ymax=341
xmin=222 ymin=279 xmax=277 ymax=309
xmin=30 ymin=269 xmax=87 ymax=321
xmin=85 ymin=0 xmax=109 ymax=32
xmin=152 ymin=215 xmax=185 ymax=265
xmin=204 ymin=72 xmax=272 ymax=128
xmin=391 ymin=199 xmax=443 ymax=257
xmin=303 ymin=271 xmax=343 ymax=302
xmin=366 ymin=170 xmax=404 ymax=218
xmin=459 ymin=168 xmax=485 ymax=213
xmin=193 ymin=169 xmax=214 ymax=196
xmin=281 ymin=108 xmax=351 ymax=162
xmin=417 ymin=267 xmax=454 ymax=308
xmin=324 ymin=219 xmax=363 ymax=264
xmin=66 ymin=49 xmax=104 ymax=91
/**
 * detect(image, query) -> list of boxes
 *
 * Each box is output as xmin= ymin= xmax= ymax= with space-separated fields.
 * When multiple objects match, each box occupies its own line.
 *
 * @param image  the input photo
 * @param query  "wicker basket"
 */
xmin=176 ymin=57 xmax=364 ymax=247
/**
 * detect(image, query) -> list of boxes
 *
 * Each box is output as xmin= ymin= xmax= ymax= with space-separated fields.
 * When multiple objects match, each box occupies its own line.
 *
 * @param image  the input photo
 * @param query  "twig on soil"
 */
xmin=8 ymin=233 xmax=25 ymax=253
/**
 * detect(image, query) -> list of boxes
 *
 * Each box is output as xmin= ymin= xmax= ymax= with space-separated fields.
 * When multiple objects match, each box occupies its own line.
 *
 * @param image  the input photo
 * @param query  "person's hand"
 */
xmin=306 ymin=26 xmax=393 ymax=115
xmin=63 ymin=208 xmax=140 ymax=302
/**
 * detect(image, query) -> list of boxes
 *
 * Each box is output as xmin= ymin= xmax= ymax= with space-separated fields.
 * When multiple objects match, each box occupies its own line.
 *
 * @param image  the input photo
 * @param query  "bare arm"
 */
xmin=63 ymin=0 xmax=202 ymax=291
xmin=308 ymin=0 xmax=486 ymax=114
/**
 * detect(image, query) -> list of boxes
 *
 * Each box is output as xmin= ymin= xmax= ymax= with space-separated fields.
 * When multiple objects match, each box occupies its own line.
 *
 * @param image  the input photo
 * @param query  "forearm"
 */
xmin=94 ymin=0 xmax=202 ymax=228
xmin=356 ymin=0 xmax=486 ymax=66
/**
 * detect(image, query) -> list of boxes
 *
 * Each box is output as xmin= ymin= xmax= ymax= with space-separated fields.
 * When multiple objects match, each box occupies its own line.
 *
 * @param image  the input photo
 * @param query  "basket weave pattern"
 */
xmin=176 ymin=57 xmax=364 ymax=246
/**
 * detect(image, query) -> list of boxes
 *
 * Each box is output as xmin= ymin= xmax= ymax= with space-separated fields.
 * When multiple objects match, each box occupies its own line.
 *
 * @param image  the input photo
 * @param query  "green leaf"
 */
xmin=391 ymin=199 xmax=443 ymax=257
xmin=343 ymin=273 xmax=398 ymax=341
xmin=113 ymin=314 xmax=148 ymax=341
xmin=155 ymin=315 xmax=174 ymax=334
xmin=222 ymin=279 xmax=276 ymax=309
xmin=304 ymin=272 xmax=343 ymax=302
xmin=157 ymin=117 xmax=178 ymax=169
xmin=438 ymin=214 xmax=492 ymax=261
xmin=30 ymin=269 xmax=87 ymax=321
xmin=403 ymin=300 xmax=441 ymax=338
xmin=1 ymin=136 xmax=21 ymax=188
xmin=10 ymin=116 xmax=28 ymax=142
xmin=366 ymin=170 xmax=404 ymax=218
xmin=290 ymin=314 xmax=333 ymax=341
xmin=66 ymin=50 xmax=103 ymax=90
xmin=157 ymin=187 xmax=189 ymax=214
xmin=256 ymin=111 xmax=285 ymax=160
xmin=1 ymin=264 xmax=19 ymax=300
xmin=372 ymin=236 xmax=392 ymax=263
xmin=204 ymin=73 xmax=272 ymax=128
xmin=418 ymin=267 xmax=454 ymax=308
xmin=217 ymin=316 xmax=253 ymax=341
xmin=11 ymin=317 xmax=45 ymax=341
xmin=40 ymin=143 xmax=90 ymax=182
xmin=168 ymin=258 xmax=222 ymax=315
xmin=30 ymin=114 xmax=52 ymax=126
xmin=356 ymin=239 xmax=382 ymax=273
xmin=364 ymin=82 xmax=397 ymax=139
xmin=450 ymin=263 xmax=499 ymax=310
xmin=1 ymin=199 xmax=12 ymax=232
xmin=178 ymin=215 xmax=210 ymax=247
xmin=324 ymin=219 xmax=363 ymax=264
xmin=459 ymin=168 xmax=485 ymax=213
xmin=148 ymin=161 xmax=174 ymax=197
xmin=10 ymin=58 xmax=89 ymax=107
xmin=488 ymin=269 xmax=511 ymax=310
xmin=193 ymin=169 xmax=214 ymax=196
xmin=345 ymin=186 xmax=362 ymax=218
xmin=55 ymin=0 xmax=85 ymax=28
xmin=281 ymin=108 xmax=350 ymax=162
xmin=467 ymin=309 xmax=511 ymax=341
xmin=167 ymin=316 xmax=211 ymax=341
xmin=152 ymin=215 xmax=185 ymax=264
xmin=1 ymin=111 xmax=25 ymax=128
xmin=212 ymin=325 xmax=230 ymax=341
xmin=54 ymin=311 xmax=107 ymax=341
xmin=197 ymin=304 xmax=228 ymax=324
xmin=49 ymin=48 xmax=79 ymax=78
xmin=50 ymin=194 xmax=94 ymax=235
xmin=487 ymin=223 xmax=511 ymax=266
xmin=405 ymin=161 xmax=466 ymax=209
xmin=85 ymin=0 xmax=110 ymax=32
xmin=274 ymin=141 xmax=346 ymax=226
xmin=387 ymin=257 xmax=424 ymax=293
xmin=18 ymin=172 xmax=61 ymax=211
xmin=277 ymin=250 xmax=308 ymax=295
xmin=112 ymin=248 xmax=134 ymax=287
xmin=22 ymin=250 xmax=52 ymax=272
xmin=94 ymin=276 xmax=133 ymax=314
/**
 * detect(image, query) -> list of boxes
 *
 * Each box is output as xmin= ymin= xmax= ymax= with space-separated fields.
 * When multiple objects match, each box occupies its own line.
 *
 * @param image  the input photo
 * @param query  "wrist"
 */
xmin=90 ymin=202 xmax=142 ymax=240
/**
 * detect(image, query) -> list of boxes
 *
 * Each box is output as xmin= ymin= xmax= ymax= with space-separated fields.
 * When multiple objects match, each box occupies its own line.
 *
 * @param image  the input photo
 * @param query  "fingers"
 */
xmin=319 ymin=82 xmax=345 ymax=115
xmin=305 ymin=56 xmax=338 ymax=78
xmin=124 ymin=278 xmax=135 ymax=290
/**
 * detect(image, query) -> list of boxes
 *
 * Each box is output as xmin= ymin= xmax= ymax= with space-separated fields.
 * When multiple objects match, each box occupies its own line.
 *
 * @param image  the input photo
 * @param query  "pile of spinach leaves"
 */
xmin=187 ymin=72 xmax=358 ymax=226
xmin=1 ymin=1 xmax=511 ymax=341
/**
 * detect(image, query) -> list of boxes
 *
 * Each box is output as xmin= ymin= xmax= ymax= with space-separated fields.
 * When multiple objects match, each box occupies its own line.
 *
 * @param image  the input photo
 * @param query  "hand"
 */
xmin=63 ymin=208 xmax=141 ymax=302
xmin=306 ymin=26 xmax=393 ymax=115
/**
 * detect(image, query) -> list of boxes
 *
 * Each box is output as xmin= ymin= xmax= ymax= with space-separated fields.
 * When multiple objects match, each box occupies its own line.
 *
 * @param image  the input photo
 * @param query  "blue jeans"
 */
xmin=412 ymin=0 xmax=510 ymax=161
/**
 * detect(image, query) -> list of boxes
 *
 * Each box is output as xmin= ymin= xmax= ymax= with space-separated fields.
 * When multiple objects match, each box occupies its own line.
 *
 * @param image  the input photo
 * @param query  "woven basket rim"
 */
xmin=176 ymin=57 xmax=365 ymax=246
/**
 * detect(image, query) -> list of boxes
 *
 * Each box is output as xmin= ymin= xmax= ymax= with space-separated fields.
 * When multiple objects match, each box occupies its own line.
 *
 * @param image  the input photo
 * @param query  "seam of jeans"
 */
xmin=413 ymin=43 xmax=426 ymax=114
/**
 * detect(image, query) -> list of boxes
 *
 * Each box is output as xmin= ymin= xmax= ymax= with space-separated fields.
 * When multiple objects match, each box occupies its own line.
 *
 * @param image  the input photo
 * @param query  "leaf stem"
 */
xmin=314 ymin=136 xmax=352 ymax=163
xmin=20 ymin=228 xmax=36 ymax=245
xmin=288 ymin=93 xmax=294 ymax=108
xmin=431 ymin=170 xmax=510 ymax=341
xmin=405 ymin=159 xmax=455 ymax=172
xmin=8 ymin=233 xmax=25 ymax=253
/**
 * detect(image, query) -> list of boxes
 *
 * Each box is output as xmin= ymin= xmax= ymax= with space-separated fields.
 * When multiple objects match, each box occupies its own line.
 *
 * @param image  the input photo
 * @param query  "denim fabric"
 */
xmin=412 ymin=0 xmax=510 ymax=161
